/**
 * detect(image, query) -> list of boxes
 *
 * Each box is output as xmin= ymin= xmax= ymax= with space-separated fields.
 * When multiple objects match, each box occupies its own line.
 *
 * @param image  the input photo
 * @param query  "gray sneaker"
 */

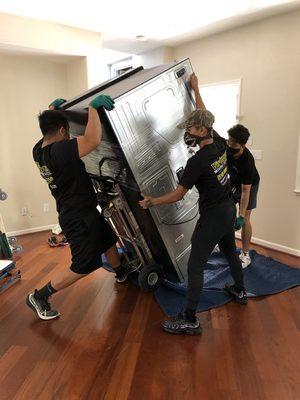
xmin=161 ymin=312 xmax=202 ymax=335
xmin=26 ymin=291 xmax=60 ymax=320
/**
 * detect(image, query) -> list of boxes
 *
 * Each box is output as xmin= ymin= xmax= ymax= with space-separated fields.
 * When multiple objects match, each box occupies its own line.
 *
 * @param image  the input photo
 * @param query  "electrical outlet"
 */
xmin=21 ymin=207 xmax=27 ymax=216
xmin=43 ymin=203 xmax=49 ymax=212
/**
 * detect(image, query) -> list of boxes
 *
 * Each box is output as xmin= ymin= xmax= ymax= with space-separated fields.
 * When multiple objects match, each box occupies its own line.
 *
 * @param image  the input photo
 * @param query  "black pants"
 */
xmin=186 ymin=199 xmax=244 ymax=311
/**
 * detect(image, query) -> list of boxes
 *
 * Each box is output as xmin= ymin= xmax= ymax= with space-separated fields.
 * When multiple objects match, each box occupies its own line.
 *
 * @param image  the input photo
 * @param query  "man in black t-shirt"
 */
xmin=227 ymin=125 xmax=260 ymax=268
xmin=139 ymin=74 xmax=247 ymax=336
xmin=26 ymin=95 xmax=139 ymax=321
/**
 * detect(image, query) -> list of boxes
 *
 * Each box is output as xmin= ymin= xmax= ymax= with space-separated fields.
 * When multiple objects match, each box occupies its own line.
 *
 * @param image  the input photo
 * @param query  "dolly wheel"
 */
xmin=138 ymin=263 xmax=164 ymax=292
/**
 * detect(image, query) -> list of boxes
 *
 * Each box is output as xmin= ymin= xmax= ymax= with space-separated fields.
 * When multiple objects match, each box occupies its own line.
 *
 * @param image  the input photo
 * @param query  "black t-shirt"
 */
xmin=179 ymin=136 xmax=232 ymax=212
xmin=33 ymin=138 xmax=97 ymax=217
xmin=227 ymin=147 xmax=260 ymax=189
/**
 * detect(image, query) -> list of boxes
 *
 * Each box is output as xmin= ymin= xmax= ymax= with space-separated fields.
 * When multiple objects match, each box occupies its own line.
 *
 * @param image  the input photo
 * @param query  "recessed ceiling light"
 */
xmin=136 ymin=35 xmax=148 ymax=41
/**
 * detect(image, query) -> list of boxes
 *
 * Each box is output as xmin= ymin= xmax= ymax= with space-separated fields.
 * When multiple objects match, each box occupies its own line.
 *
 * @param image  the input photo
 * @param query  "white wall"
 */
xmin=66 ymin=57 xmax=88 ymax=98
xmin=0 ymin=13 xmax=105 ymax=234
xmin=173 ymin=10 xmax=300 ymax=253
xmin=136 ymin=47 xmax=173 ymax=68
xmin=0 ymin=12 xmax=101 ymax=56
xmin=0 ymin=55 xmax=68 ymax=232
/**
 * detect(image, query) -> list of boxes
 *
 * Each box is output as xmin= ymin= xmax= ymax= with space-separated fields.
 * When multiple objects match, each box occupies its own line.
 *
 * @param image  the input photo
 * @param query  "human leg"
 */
xmin=219 ymin=231 xmax=247 ymax=304
xmin=241 ymin=209 xmax=252 ymax=253
xmin=240 ymin=209 xmax=252 ymax=268
xmin=161 ymin=214 xmax=220 ymax=335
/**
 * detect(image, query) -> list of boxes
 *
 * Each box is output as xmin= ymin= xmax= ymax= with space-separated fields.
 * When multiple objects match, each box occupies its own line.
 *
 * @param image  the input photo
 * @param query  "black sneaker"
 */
xmin=225 ymin=284 xmax=248 ymax=305
xmin=161 ymin=312 xmax=202 ymax=335
xmin=115 ymin=258 xmax=141 ymax=283
xmin=26 ymin=291 xmax=60 ymax=320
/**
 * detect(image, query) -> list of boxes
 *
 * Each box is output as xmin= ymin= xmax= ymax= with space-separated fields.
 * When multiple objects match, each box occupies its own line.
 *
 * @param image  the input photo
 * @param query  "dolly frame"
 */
xmin=89 ymin=160 xmax=165 ymax=292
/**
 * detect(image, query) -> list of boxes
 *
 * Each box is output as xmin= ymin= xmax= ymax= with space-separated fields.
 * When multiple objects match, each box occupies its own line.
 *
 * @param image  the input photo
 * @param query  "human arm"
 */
xmin=189 ymin=73 xmax=206 ymax=110
xmin=48 ymin=95 xmax=114 ymax=158
xmin=234 ymin=184 xmax=251 ymax=230
xmin=139 ymin=185 xmax=188 ymax=209
xmin=77 ymin=95 xmax=114 ymax=158
xmin=239 ymin=184 xmax=251 ymax=218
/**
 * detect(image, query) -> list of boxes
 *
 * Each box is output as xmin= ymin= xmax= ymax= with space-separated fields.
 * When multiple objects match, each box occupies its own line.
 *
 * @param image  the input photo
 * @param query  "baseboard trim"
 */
xmin=6 ymin=225 xmax=300 ymax=257
xmin=235 ymin=232 xmax=300 ymax=257
xmin=7 ymin=224 xmax=56 ymax=237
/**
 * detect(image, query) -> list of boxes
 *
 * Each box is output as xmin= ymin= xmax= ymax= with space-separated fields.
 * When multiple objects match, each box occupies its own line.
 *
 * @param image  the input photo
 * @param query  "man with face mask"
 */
xmin=227 ymin=125 xmax=260 ymax=268
xmin=139 ymin=75 xmax=246 ymax=336
xmin=26 ymin=96 xmax=139 ymax=321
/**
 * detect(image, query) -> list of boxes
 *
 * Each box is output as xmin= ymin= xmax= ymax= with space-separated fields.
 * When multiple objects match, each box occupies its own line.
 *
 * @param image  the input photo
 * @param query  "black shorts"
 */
xmin=232 ymin=183 xmax=259 ymax=210
xmin=59 ymin=209 xmax=118 ymax=274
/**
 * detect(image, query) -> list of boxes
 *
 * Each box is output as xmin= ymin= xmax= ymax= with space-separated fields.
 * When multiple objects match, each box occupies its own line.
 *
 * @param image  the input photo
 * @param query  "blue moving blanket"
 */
xmin=154 ymin=250 xmax=300 ymax=316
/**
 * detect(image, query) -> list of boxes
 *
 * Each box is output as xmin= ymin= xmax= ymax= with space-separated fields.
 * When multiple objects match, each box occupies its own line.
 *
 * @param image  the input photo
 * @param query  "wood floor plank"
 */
xmin=0 ymin=345 xmax=27 ymax=383
xmin=0 ymin=231 xmax=299 ymax=400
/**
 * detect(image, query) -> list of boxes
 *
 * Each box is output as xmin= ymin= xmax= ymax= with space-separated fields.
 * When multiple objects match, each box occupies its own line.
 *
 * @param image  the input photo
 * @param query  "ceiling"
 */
xmin=0 ymin=0 xmax=299 ymax=54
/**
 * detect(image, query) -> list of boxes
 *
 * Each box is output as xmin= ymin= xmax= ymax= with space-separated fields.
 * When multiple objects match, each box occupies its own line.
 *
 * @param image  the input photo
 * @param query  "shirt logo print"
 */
xmin=211 ymin=151 xmax=229 ymax=186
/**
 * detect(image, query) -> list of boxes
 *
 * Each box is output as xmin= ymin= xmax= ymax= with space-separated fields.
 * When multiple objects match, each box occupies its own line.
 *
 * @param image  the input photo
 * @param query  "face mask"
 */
xmin=227 ymin=146 xmax=240 ymax=156
xmin=184 ymin=129 xmax=212 ymax=148
xmin=184 ymin=131 xmax=200 ymax=147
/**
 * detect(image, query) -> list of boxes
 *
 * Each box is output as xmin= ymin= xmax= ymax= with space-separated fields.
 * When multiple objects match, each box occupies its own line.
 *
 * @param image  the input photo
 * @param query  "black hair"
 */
xmin=227 ymin=124 xmax=250 ymax=145
xmin=38 ymin=110 xmax=69 ymax=137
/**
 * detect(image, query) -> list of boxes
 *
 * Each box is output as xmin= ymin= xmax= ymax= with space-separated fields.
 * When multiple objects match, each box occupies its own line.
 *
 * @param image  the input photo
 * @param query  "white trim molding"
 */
xmin=235 ymin=232 xmax=300 ymax=258
xmin=7 ymin=224 xmax=56 ymax=237
xmin=5 ymin=224 xmax=300 ymax=258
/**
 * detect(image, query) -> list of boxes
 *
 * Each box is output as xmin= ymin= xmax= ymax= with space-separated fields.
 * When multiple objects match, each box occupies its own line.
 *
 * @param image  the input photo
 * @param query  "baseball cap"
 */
xmin=177 ymin=109 xmax=215 ymax=130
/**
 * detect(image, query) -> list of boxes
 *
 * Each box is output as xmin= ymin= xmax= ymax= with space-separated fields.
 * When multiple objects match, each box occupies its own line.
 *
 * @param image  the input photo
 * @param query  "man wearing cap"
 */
xmin=139 ymin=73 xmax=246 ymax=336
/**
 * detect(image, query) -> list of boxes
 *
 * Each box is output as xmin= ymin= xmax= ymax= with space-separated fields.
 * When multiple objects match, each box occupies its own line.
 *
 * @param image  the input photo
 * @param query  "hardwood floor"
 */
xmin=0 ymin=231 xmax=299 ymax=400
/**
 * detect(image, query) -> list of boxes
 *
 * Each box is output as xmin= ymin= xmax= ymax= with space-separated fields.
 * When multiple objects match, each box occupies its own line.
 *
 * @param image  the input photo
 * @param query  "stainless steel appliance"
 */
xmin=62 ymin=58 xmax=199 ymax=287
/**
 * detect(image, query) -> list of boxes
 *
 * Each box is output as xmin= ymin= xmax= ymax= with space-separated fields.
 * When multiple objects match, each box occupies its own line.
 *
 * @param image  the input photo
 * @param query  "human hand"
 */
xmin=189 ymin=73 xmax=199 ymax=91
xmin=89 ymin=95 xmax=115 ymax=111
xmin=139 ymin=193 xmax=153 ymax=209
xmin=234 ymin=216 xmax=245 ymax=231
xmin=49 ymin=98 xmax=66 ymax=110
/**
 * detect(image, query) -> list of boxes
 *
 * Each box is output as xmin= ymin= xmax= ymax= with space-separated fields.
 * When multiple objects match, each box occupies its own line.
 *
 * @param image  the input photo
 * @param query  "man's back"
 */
xmin=179 ymin=136 xmax=232 ymax=212
xmin=33 ymin=138 xmax=97 ymax=217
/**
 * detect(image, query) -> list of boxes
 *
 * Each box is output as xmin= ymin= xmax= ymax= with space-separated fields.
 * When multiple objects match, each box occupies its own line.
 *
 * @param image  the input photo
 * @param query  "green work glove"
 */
xmin=49 ymin=98 xmax=66 ymax=110
xmin=234 ymin=216 xmax=245 ymax=231
xmin=89 ymin=95 xmax=115 ymax=111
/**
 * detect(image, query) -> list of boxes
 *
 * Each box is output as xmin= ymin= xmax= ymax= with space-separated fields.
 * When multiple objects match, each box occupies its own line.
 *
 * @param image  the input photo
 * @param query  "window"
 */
xmin=115 ymin=66 xmax=133 ymax=76
xmin=200 ymin=80 xmax=241 ymax=138
xmin=110 ymin=57 xmax=134 ymax=78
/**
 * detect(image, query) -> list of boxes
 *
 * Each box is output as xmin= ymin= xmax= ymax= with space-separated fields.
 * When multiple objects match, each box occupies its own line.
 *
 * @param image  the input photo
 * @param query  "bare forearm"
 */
xmin=239 ymin=191 xmax=250 ymax=217
xmin=152 ymin=190 xmax=183 ymax=206
xmin=84 ymin=107 xmax=102 ymax=145
xmin=193 ymin=88 xmax=206 ymax=110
